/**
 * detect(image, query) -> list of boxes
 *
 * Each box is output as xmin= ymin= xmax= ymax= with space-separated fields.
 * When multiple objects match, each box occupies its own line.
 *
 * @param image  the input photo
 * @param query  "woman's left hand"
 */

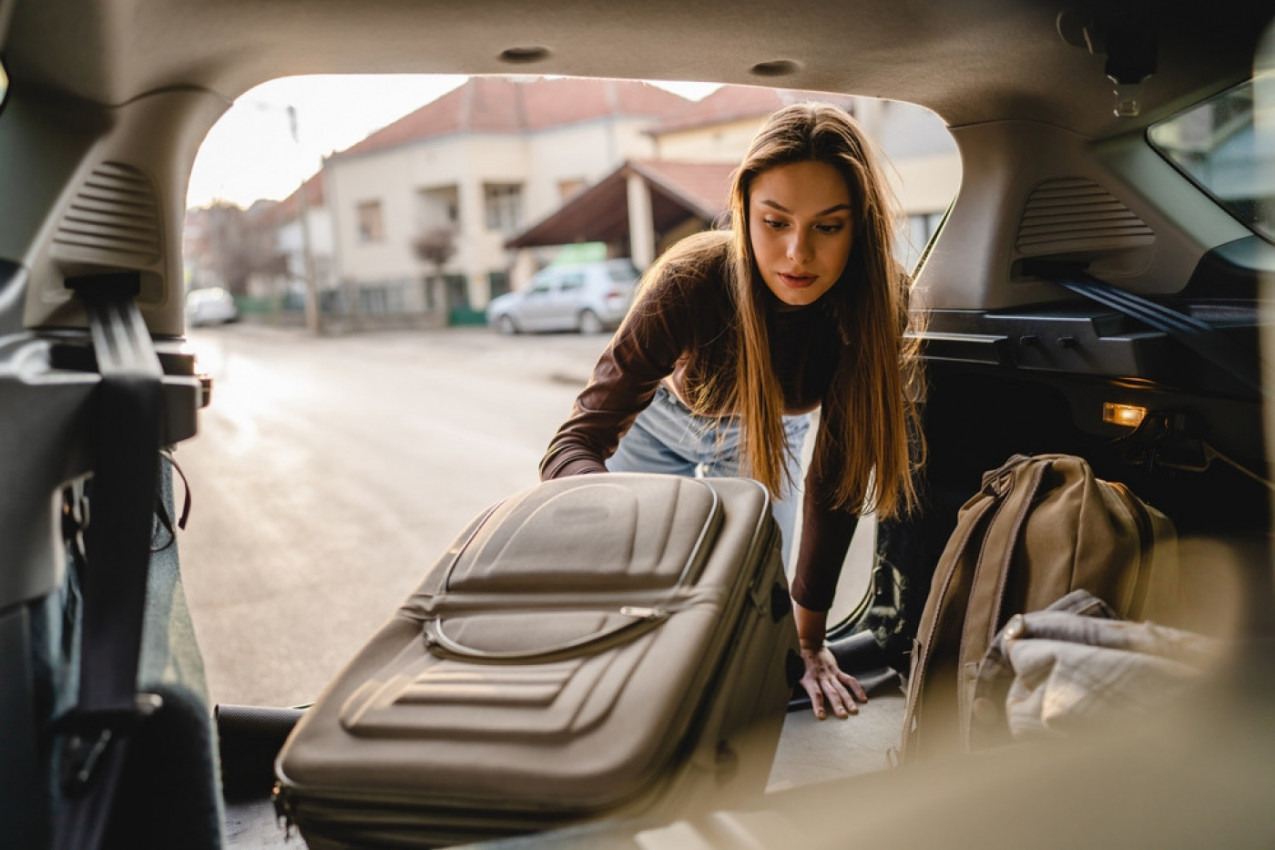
xmin=798 ymin=644 xmax=867 ymax=719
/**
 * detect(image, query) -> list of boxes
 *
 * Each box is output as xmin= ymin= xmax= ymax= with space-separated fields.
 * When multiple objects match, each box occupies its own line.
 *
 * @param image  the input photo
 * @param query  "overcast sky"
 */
xmin=185 ymin=75 xmax=719 ymax=211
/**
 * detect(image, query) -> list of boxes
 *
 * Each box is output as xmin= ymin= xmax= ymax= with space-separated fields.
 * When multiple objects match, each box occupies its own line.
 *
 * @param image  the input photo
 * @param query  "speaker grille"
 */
xmin=53 ymin=162 xmax=162 ymax=262
xmin=1016 ymin=177 xmax=1153 ymax=257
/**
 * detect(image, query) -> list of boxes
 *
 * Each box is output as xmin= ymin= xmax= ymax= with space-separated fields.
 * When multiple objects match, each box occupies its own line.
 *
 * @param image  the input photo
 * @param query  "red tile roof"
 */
xmin=335 ymin=77 xmax=691 ymax=159
xmin=629 ymin=159 xmax=736 ymax=220
xmin=652 ymin=85 xmax=857 ymax=134
xmin=251 ymin=171 xmax=325 ymax=224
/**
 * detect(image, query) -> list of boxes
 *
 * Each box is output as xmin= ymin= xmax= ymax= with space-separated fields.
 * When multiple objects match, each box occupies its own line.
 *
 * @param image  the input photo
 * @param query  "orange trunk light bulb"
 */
xmin=1103 ymin=402 xmax=1147 ymax=428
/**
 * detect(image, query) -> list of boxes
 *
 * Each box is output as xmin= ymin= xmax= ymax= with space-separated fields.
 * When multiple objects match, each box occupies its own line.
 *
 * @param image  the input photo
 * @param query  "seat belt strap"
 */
xmin=53 ymin=272 xmax=165 ymax=850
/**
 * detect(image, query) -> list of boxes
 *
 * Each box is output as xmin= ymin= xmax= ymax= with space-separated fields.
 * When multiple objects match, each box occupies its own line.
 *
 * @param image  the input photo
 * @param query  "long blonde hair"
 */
xmin=690 ymin=101 xmax=926 ymax=519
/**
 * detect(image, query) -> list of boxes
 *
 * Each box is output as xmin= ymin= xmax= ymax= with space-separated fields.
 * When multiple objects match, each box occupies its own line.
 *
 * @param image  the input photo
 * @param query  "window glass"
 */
xmin=559 ymin=273 xmax=585 ymax=292
xmin=483 ymin=183 xmax=523 ymax=232
xmin=356 ymin=200 xmax=385 ymax=242
xmin=1147 ymin=76 xmax=1274 ymax=242
xmin=488 ymin=270 xmax=511 ymax=299
xmin=416 ymin=185 xmax=459 ymax=229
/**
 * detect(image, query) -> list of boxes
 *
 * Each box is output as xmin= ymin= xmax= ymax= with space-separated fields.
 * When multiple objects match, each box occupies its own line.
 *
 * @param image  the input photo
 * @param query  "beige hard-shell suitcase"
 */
xmin=273 ymin=473 xmax=800 ymax=848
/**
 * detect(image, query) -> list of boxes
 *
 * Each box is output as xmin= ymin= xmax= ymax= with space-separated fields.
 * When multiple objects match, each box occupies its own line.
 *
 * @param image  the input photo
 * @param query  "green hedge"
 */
xmin=234 ymin=295 xmax=276 ymax=315
xmin=448 ymin=307 xmax=487 ymax=326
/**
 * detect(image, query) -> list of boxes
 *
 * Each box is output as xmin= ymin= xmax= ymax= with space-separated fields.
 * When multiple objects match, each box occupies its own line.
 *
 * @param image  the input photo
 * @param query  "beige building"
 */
xmin=322 ymin=77 xmax=691 ymax=321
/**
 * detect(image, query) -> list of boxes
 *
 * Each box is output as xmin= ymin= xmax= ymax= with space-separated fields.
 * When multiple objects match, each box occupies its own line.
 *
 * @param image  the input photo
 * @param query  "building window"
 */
xmin=488 ymin=270 xmax=510 ymax=299
xmin=443 ymin=274 xmax=471 ymax=310
xmin=484 ymin=184 xmax=523 ymax=232
xmin=417 ymin=186 xmax=460 ymax=230
xmin=357 ymin=201 xmax=385 ymax=243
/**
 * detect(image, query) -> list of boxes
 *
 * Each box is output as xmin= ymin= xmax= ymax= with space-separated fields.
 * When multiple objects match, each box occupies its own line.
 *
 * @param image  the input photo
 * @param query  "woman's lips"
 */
xmin=779 ymin=273 xmax=817 ymax=288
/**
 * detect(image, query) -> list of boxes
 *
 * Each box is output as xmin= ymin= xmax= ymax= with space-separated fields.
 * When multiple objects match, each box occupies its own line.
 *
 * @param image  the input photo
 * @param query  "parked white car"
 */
xmin=185 ymin=286 xmax=239 ymax=326
xmin=487 ymin=259 xmax=640 ymax=335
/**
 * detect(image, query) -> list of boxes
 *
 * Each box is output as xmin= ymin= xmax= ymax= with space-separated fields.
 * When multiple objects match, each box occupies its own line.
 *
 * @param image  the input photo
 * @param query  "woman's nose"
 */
xmin=787 ymin=231 xmax=812 ymax=261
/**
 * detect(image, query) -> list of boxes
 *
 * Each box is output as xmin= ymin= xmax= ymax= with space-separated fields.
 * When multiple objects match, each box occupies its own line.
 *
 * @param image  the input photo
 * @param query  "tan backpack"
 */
xmin=899 ymin=453 xmax=1181 ymax=763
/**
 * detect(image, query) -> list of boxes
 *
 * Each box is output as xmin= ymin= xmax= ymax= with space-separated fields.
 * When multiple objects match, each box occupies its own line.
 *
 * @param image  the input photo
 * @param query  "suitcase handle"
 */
xmin=422 ymin=606 xmax=670 ymax=665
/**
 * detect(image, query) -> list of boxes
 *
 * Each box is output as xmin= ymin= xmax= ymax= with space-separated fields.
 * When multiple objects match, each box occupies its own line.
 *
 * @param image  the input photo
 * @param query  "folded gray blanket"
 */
xmin=968 ymin=589 xmax=1224 ymax=749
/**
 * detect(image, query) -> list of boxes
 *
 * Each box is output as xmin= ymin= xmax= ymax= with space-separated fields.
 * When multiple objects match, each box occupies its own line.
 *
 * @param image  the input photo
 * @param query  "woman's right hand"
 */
xmin=794 ymin=600 xmax=867 ymax=719
xmin=798 ymin=643 xmax=867 ymax=719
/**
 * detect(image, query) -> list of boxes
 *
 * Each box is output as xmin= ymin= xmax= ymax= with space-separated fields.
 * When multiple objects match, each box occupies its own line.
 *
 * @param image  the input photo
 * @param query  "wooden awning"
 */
xmin=505 ymin=159 xmax=736 ymax=249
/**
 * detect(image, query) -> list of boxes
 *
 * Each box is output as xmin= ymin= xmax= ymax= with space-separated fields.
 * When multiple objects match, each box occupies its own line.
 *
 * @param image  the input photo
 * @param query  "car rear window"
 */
xmin=1147 ymin=76 xmax=1274 ymax=243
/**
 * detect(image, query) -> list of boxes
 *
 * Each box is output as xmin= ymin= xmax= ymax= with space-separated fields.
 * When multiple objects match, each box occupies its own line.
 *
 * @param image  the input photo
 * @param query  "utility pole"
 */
xmin=288 ymin=105 xmax=322 ymax=335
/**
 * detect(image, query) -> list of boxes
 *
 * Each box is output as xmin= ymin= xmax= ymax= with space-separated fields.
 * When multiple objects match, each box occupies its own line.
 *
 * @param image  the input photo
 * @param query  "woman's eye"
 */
xmin=763 ymin=218 xmax=788 ymax=230
xmin=815 ymin=223 xmax=845 ymax=234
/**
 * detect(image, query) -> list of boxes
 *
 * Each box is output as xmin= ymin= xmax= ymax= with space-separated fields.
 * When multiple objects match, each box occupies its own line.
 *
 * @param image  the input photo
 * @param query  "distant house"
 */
xmin=322 ymin=76 xmax=691 ymax=322
xmin=247 ymin=172 xmax=333 ymax=314
xmin=506 ymin=86 xmax=961 ymax=271
xmin=183 ymin=173 xmax=333 ymax=324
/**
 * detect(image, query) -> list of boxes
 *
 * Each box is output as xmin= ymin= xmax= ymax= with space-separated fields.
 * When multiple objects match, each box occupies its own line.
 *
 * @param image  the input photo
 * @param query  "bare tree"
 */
xmin=189 ymin=201 xmax=288 ymax=297
xmin=411 ymin=226 xmax=457 ymax=311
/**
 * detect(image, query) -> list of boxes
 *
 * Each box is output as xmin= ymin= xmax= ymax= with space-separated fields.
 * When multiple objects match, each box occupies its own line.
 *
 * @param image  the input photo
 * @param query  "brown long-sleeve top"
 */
xmin=539 ymin=246 xmax=860 ymax=612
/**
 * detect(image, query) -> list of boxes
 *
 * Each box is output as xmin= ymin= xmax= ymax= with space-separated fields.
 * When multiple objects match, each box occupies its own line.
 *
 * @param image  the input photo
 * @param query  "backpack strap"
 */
xmin=956 ymin=456 xmax=1051 ymax=742
xmin=52 ymin=273 xmax=164 ymax=850
xmin=963 ymin=458 xmax=1053 ymax=662
xmin=899 ymin=458 xmax=1021 ymax=760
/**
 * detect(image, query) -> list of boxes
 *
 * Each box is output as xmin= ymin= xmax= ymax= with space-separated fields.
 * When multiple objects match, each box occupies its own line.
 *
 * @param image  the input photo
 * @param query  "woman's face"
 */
xmin=747 ymin=159 xmax=854 ymax=307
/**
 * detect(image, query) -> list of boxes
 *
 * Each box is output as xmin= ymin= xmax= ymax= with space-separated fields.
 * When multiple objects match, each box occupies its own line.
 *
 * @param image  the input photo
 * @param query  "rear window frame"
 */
xmin=1145 ymin=75 xmax=1274 ymax=245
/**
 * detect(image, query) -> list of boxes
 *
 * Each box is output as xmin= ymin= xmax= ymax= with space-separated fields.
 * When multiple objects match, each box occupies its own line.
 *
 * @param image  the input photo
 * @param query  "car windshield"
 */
xmin=1147 ymin=75 xmax=1275 ymax=243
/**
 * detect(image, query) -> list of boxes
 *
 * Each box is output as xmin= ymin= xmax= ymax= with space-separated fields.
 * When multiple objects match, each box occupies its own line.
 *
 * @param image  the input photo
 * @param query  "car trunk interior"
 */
xmin=4 ymin=0 xmax=1274 ymax=847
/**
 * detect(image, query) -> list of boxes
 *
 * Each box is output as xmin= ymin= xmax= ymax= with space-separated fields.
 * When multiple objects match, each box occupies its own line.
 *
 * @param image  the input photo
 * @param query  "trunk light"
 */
xmin=1103 ymin=403 xmax=1147 ymax=428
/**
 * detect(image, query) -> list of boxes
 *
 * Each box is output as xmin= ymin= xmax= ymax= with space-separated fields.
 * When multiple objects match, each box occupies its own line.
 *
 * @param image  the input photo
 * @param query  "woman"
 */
xmin=539 ymin=102 xmax=926 ymax=720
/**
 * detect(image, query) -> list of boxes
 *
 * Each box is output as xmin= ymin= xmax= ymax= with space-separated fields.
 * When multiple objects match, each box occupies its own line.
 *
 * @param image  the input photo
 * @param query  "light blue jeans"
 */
xmin=606 ymin=385 xmax=811 ymax=569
